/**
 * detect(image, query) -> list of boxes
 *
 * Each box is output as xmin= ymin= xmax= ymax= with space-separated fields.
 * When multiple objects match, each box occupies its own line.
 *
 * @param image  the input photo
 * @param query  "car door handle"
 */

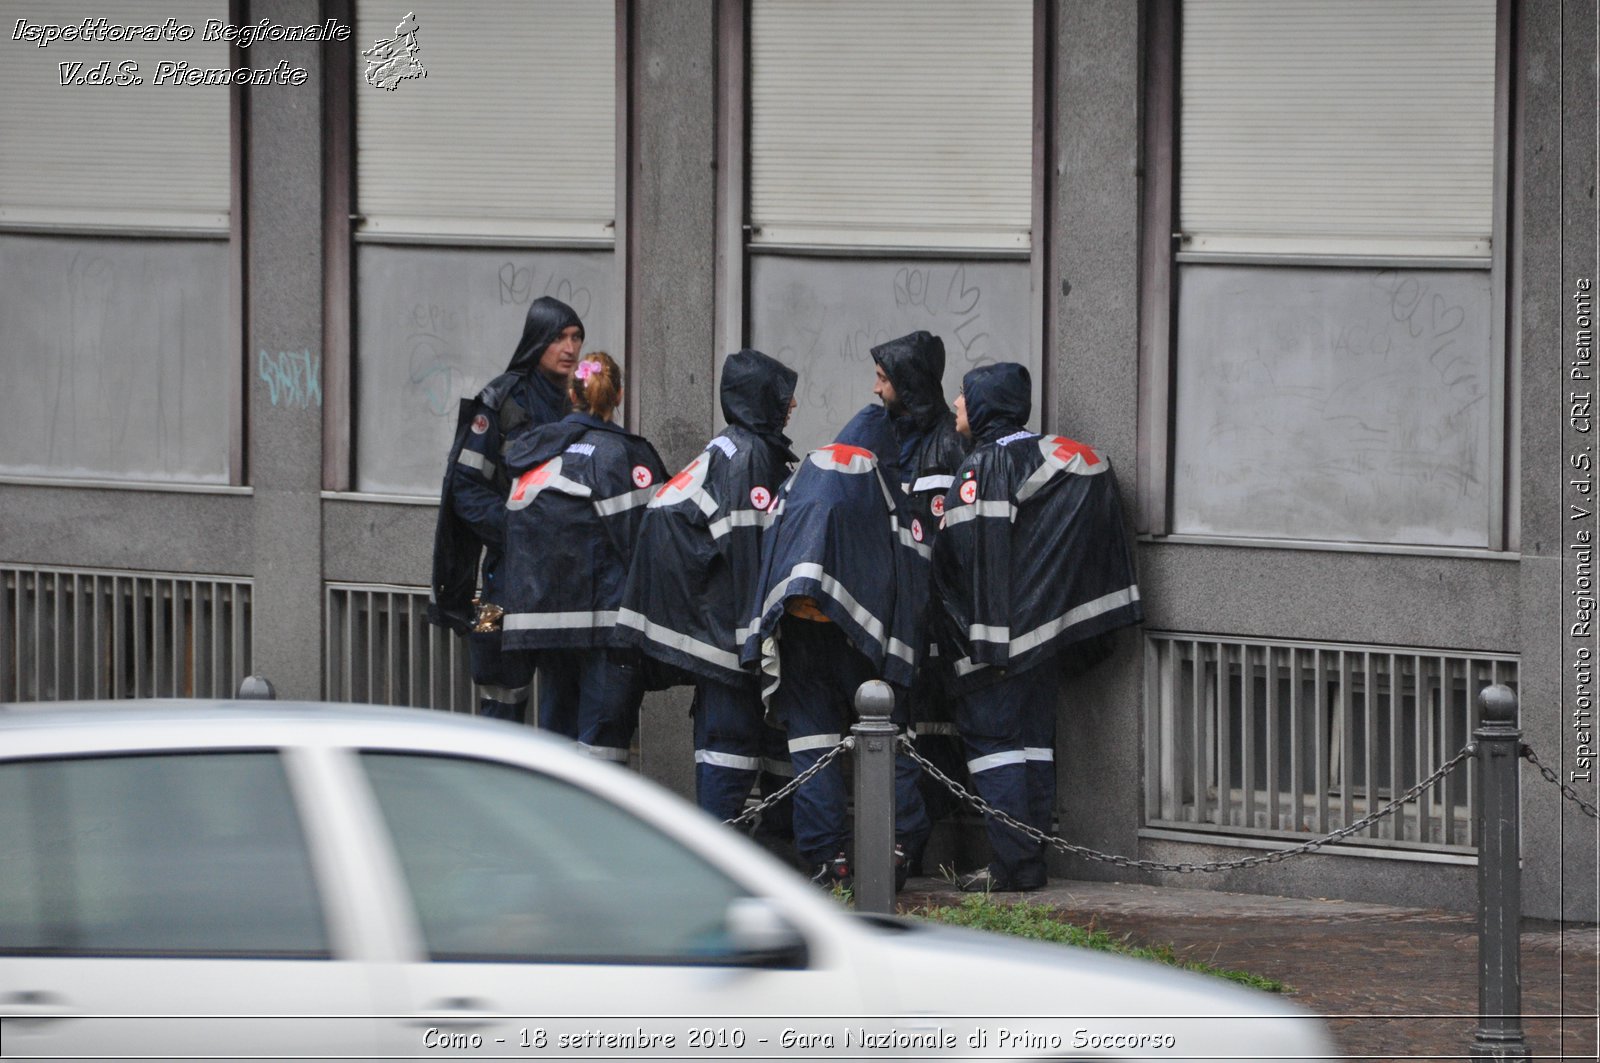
xmin=407 ymin=997 xmax=498 ymax=1029
xmin=0 ymin=990 xmax=75 ymax=1020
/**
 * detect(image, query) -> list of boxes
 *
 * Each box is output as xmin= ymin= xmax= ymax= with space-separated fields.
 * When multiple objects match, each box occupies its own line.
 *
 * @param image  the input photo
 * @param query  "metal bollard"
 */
xmin=236 ymin=674 xmax=277 ymax=700
xmin=852 ymin=679 xmax=898 ymax=914
xmin=1469 ymin=683 xmax=1529 ymax=1060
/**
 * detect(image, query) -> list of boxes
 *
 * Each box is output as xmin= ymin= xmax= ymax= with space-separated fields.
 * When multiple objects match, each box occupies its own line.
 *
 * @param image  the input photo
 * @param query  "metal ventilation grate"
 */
xmin=1 ymin=565 xmax=252 ymax=702
xmin=1144 ymin=632 xmax=1518 ymax=853
xmin=324 ymin=583 xmax=474 ymax=711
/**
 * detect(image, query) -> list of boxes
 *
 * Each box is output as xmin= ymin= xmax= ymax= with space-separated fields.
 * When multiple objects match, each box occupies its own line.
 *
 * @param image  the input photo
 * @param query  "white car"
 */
xmin=0 ymin=701 xmax=1334 ymax=1060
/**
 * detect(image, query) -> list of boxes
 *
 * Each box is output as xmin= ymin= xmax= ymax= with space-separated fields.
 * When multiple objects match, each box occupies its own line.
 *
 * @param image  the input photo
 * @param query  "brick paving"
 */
xmin=900 ymin=878 xmax=1599 ymax=1061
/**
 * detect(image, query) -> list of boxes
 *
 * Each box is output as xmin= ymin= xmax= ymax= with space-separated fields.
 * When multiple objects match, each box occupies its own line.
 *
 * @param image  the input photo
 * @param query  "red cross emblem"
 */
xmin=658 ymin=458 xmax=701 ymax=498
xmin=750 ymin=486 xmax=772 ymax=510
xmin=959 ymin=480 xmax=979 ymax=504
xmin=470 ymin=414 xmax=489 ymax=435
xmin=931 ymin=495 xmax=945 ymax=518
xmin=819 ymin=443 xmax=874 ymax=466
xmin=509 ymin=460 xmax=555 ymax=504
xmin=632 ymin=465 xmax=653 ymax=489
xmin=911 ymin=518 xmax=924 ymax=542
xmin=1051 ymin=436 xmax=1101 ymax=467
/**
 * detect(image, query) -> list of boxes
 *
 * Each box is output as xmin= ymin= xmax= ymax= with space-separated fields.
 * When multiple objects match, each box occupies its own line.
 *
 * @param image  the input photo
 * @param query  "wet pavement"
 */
xmin=898 ymin=876 xmax=1599 ymax=1062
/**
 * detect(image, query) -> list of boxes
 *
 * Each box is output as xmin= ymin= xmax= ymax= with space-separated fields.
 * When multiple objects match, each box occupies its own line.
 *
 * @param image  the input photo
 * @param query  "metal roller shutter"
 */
xmin=1179 ymin=0 xmax=1495 ymax=259
xmin=748 ymin=0 xmax=1033 ymax=252
xmin=0 ymin=0 xmax=230 ymax=232
xmin=355 ymin=0 xmax=615 ymax=243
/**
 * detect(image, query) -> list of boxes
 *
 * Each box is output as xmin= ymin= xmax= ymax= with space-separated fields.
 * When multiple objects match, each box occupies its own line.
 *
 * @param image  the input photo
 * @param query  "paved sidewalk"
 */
xmin=898 ymin=877 xmax=1599 ymax=1062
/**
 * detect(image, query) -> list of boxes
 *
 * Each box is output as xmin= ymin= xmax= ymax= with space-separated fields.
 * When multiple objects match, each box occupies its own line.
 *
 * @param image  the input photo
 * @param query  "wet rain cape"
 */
xmin=617 ymin=350 xmax=798 ymax=685
xmin=741 ymin=404 xmax=927 ymax=694
xmin=932 ymin=417 xmax=1142 ymax=691
xmin=495 ymin=413 xmax=667 ymax=652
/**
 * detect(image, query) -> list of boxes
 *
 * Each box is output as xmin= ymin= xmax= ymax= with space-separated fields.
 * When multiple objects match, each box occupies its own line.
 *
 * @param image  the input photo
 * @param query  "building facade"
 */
xmin=2 ymin=0 xmax=1594 ymax=921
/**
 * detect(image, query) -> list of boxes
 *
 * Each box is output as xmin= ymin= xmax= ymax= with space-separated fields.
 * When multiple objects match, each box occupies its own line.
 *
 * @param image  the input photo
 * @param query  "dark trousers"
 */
xmin=538 ymin=650 xmax=642 ymax=763
xmin=468 ymin=633 xmax=533 ymax=723
xmin=693 ymin=678 xmax=794 ymax=836
xmin=770 ymin=617 xmax=930 ymax=867
xmin=956 ymin=665 xmax=1058 ymax=885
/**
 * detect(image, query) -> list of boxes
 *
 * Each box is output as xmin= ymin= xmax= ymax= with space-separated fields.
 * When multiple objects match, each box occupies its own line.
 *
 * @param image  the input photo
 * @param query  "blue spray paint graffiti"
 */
xmin=259 ymin=349 xmax=322 ymax=408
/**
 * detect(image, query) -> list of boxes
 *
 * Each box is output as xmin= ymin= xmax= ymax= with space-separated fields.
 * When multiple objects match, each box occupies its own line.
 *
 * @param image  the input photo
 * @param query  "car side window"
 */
xmin=0 ymin=752 xmax=327 ymax=957
xmin=359 ymin=753 xmax=750 ymax=963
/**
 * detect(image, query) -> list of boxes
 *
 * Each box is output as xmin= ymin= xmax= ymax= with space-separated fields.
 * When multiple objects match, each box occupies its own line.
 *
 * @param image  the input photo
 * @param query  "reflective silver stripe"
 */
xmin=761 ymin=757 xmax=795 ymax=777
xmin=708 ymin=508 xmax=769 ymax=540
xmin=915 ymin=722 xmax=959 ymax=736
xmin=788 ymin=732 xmax=842 ymax=754
xmin=942 ymin=499 xmax=1016 ymax=528
xmin=577 ymin=743 xmax=631 ymax=763
xmin=594 ymin=486 xmax=654 ymax=516
xmin=696 ymin=749 xmax=762 ymax=771
xmin=1015 ymin=459 xmax=1059 ymax=504
xmin=759 ymin=563 xmax=886 ymax=645
xmin=954 ymin=656 xmax=990 ymax=678
xmin=1024 ymin=747 xmax=1055 ymax=762
xmin=968 ymin=750 xmax=1028 ymax=774
xmin=456 ymin=449 xmax=495 ymax=477
xmin=969 ymin=624 xmax=1011 ymax=644
xmin=912 ymin=474 xmax=955 ymax=493
xmin=897 ymin=525 xmax=932 ymax=559
xmin=502 ymin=610 xmax=620 ymax=631
xmin=478 ymin=684 xmax=529 ymax=704
xmin=615 ymin=609 xmax=741 ymax=671
xmin=737 ymin=619 xmax=762 ymax=645
xmin=1009 ymin=586 xmax=1142 ymax=656
xmin=886 ymin=637 xmax=916 ymax=664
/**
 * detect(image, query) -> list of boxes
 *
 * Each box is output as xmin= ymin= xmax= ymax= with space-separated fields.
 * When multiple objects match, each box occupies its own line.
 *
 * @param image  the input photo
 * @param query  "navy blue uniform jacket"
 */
xmin=618 ymin=349 xmax=798 ymax=686
xmin=496 ymin=413 xmax=667 ymax=653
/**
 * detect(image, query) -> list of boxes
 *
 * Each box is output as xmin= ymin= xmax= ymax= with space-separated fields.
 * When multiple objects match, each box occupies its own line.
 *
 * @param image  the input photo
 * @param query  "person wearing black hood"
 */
xmin=932 ymin=362 xmax=1144 ymax=892
xmin=429 ymin=295 xmax=584 ymax=722
xmin=618 ymin=349 xmax=800 ymax=829
xmin=869 ymin=331 xmax=972 ymax=849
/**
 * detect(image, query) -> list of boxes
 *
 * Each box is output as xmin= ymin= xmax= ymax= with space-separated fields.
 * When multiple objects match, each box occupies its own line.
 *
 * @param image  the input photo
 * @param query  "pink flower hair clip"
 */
xmin=574 ymin=360 xmax=600 ymax=382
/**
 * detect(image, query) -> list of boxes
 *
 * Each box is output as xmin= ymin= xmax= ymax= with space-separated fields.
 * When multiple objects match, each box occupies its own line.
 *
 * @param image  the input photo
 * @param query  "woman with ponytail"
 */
xmin=495 ymin=352 xmax=667 ymax=761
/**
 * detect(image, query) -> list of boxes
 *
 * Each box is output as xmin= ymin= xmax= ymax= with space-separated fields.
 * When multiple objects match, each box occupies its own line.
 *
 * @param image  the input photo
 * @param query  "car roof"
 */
xmin=0 ymin=699 xmax=575 ymax=758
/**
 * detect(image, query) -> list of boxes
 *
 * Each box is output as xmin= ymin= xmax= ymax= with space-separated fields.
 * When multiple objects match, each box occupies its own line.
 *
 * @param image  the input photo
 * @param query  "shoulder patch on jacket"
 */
xmin=708 ymin=435 xmax=738 ymax=460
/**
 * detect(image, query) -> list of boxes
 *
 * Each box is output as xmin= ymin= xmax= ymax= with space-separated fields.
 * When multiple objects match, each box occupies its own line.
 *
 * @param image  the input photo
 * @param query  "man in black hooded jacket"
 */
xmin=429 ymin=295 xmax=584 ymax=721
xmin=932 ymin=362 xmax=1143 ymax=892
xmin=869 ymin=331 xmax=972 ymax=846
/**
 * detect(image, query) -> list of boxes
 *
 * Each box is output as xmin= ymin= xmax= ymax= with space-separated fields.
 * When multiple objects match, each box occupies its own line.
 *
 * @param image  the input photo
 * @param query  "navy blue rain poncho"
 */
xmin=931 ymin=363 xmax=1143 ymax=690
xmin=740 ymin=403 xmax=928 ymax=695
xmin=617 ymin=349 xmax=799 ymax=684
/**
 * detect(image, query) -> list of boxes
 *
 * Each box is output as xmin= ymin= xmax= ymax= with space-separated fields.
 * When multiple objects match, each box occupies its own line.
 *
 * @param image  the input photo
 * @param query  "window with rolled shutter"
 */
xmin=1178 ymin=0 xmax=1495 ymax=259
xmin=354 ymin=0 xmax=615 ymax=243
xmin=0 ymin=0 xmax=230 ymax=233
xmin=748 ymin=0 xmax=1033 ymax=253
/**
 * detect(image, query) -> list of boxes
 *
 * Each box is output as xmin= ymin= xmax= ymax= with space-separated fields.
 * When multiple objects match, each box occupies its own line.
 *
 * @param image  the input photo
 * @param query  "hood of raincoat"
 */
xmin=504 ymin=296 xmax=584 ymax=379
xmin=963 ymin=362 xmax=1032 ymax=445
xmin=721 ymin=348 xmax=798 ymax=458
xmin=872 ymin=331 xmax=949 ymax=432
